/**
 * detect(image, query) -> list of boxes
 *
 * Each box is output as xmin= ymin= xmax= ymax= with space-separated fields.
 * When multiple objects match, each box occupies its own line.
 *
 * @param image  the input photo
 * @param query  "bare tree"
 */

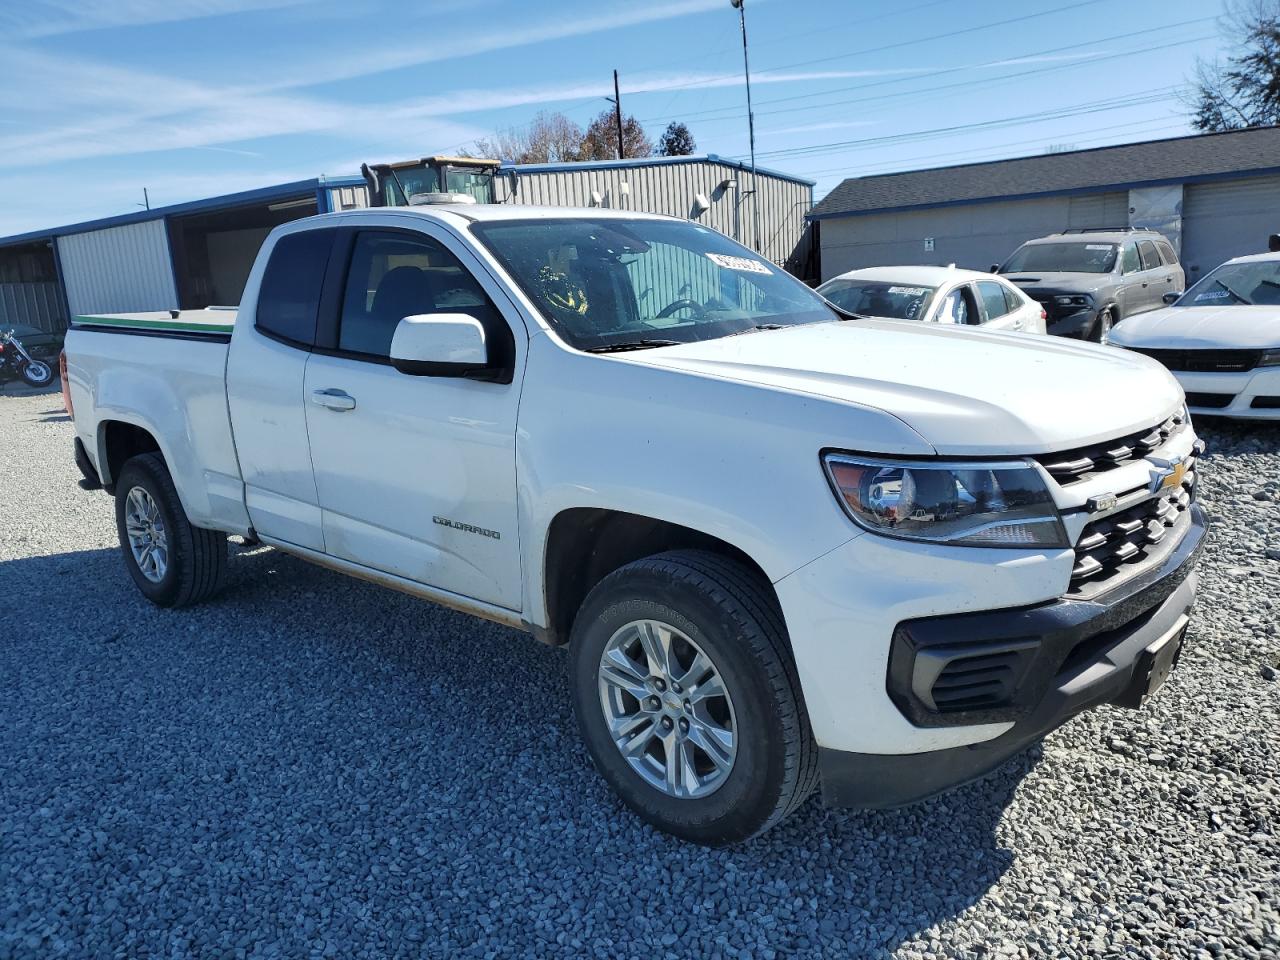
xmin=467 ymin=111 xmax=585 ymax=163
xmin=579 ymin=109 xmax=652 ymax=160
xmin=1191 ymin=0 xmax=1280 ymax=131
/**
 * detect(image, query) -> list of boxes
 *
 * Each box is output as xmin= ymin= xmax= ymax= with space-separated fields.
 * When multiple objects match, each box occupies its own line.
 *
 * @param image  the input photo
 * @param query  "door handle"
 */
xmin=311 ymin=388 xmax=356 ymax=411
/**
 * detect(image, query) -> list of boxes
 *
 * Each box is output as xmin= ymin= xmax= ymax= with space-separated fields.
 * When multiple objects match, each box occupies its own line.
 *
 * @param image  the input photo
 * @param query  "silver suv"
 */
xmin=996 ymin=228 xmax=1185 ymax=342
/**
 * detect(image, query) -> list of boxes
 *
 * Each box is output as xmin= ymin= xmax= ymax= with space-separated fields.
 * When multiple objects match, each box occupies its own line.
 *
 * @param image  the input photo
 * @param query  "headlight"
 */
xmin=822 ymin=454 xmax=1068 ymax=548
xmin=1053 ymin=295 xmax=1092 ymax=307
xmin=1259 ymin=348 xmax=1280 ymax=367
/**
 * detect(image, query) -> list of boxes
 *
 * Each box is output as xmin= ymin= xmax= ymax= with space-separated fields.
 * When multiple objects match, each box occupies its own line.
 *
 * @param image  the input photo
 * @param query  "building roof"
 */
xmin=503 ymin=153 xmax=816 ymax=187
xmin=0 ymin=174 xmax=367 ymax=249
xmin=808 ymin=126 xmax=1280 ymax=221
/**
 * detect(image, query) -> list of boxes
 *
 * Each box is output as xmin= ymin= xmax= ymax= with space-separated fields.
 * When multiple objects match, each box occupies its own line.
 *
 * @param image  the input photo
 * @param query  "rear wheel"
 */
xmin=20 ymin=360 xmax=53 ymax=386
xmin=114 ymin=453 xmax=227 ymax=607
xmin=569 ymin=550 xmax=817 ymax=845
xmin=1090 ymin=307 xmax=1114 ymax=344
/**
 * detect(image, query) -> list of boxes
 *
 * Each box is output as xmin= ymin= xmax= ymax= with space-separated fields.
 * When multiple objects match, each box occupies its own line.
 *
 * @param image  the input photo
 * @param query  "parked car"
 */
xmin=818 ymin=265 xmax=1046 ymax=333
xmin=64 ymin=205 xmax=1205 ymax=845
xmin=1109 ymin=251 xmax=1280 ymax=419
xmin=996 ymin=228 xmax=1184 ymax=342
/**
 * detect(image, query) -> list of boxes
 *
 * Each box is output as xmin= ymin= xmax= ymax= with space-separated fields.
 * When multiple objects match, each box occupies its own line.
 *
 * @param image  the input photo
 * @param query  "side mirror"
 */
xmin=989 ymin=264 xmax=1000 ymax=273
xmin=390 ymin=313 xmax=489 ymax=377
xmin=1162 ymin=291 xmax=1182 ymax=305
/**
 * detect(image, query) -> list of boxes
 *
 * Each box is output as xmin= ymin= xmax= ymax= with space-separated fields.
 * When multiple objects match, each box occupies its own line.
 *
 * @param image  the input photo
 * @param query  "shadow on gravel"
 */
xmin=1 ymin=541 xmax=1036 ymax=957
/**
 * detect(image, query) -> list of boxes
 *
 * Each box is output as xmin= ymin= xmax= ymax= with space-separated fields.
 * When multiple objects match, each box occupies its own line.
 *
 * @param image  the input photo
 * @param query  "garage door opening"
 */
xmin=167 ymin=195 xmax=317 ymax=308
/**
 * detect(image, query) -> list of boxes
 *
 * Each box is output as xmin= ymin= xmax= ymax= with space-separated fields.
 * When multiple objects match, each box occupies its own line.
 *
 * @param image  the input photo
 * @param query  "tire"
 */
xmin=1089 ymin=307 xmax=1114 ymax=343
xmin=114 ymin=452 xmax=228 ymax=608
xmin=19 ymin=360 xmax=53 ymax=387
xmin=569 ymin=549 xmax=818 ymax=845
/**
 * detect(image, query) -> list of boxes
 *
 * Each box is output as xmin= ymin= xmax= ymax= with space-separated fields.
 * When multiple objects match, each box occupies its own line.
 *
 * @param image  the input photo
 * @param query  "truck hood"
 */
xmin=1003 ymin=272 xmax=1107 ymax=296
xmin=631 ymin=320 xmax=1181 ymax=455
xmin=1110 ymin=304 xmax=1280 ymax=349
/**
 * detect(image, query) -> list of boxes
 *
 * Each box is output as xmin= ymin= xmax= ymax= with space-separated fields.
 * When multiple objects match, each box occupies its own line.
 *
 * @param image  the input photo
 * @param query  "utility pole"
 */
xmin=730 ymin=0 xmax=760 ymax=252
xmin=612 ymin=70 xmax=625 ymax=159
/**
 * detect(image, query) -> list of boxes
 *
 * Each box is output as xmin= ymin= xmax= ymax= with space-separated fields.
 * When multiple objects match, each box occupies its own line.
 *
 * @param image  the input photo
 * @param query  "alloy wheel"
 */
xmin=597 ymin=619 xmax=738 ymax=799
xmin=124 ymin=486 xmax=169 ymax=583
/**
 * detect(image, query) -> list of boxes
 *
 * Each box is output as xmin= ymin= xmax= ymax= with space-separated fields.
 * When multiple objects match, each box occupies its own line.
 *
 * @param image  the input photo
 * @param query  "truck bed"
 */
xmin=65 ymin=309 xmax=250 ymax=536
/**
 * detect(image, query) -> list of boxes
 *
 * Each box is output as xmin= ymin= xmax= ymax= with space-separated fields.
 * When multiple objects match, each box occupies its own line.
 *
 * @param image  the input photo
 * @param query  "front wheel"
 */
xmin=1089 ymin=307 xmax=1114 ymax=344
xmin=114 ymin=452 xmax=228 ymax=607
xmin=569 ymin=550 xmax=817 ymax=845
xmin=19 ymin=360 xmax=53 ymax=386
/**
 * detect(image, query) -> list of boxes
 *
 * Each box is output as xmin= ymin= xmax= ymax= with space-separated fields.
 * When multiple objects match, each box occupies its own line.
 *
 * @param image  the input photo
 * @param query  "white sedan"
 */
xmin=1110 ymin=251 xmax=1280 ymax=420
xmin=817 ymin=265 xmax=1047 ymax=334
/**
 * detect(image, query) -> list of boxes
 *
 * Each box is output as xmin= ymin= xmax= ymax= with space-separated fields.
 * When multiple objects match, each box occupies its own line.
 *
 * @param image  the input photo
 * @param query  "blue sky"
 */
xmin=0 ymin=0 xmax=1229 ymax=236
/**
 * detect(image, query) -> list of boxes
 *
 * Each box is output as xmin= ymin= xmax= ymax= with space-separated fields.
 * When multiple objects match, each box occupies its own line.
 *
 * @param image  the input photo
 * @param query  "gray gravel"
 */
xmin=1 ymin=386 xmax=1277 ymax=959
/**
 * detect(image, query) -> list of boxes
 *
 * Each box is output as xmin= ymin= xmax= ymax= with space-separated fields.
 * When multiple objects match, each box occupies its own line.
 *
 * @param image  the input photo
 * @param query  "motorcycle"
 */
xmin=0 ymin=329 xmax=55 ymax=387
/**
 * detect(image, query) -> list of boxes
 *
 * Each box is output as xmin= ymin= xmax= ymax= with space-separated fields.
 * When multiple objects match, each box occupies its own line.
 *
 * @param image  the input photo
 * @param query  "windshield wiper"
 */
xmin=585 ymin=338 xmax=680 ymax=353
xmin=724 ymin=323 xmax=787 ymax=338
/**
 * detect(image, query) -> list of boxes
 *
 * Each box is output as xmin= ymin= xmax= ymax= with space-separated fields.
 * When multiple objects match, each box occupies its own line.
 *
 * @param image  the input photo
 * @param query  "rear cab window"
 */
xmin=255 ymin=230 xmax=335 ymax=347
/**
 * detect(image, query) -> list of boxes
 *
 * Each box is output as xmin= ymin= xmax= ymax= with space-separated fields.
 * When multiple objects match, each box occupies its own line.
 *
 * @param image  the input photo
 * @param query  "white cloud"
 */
xmin=0 ymin=0 xmax=309 ymax=37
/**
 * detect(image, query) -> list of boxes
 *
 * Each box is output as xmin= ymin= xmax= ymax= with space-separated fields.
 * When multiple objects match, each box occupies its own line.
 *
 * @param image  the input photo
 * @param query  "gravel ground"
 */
xmin=1 ymin=386 xmax=1277 ymax=959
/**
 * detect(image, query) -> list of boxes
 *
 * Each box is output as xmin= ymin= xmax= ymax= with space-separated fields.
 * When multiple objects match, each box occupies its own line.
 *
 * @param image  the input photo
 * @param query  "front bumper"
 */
xmin=1173 ymin=367 xmax=1280 ymax=420
xmin=818 ymin=503 xmax=1206 ymax=808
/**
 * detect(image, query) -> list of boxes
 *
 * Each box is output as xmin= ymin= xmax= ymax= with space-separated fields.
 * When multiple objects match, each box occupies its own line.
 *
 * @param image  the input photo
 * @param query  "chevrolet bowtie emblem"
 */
xmin=1148 ymin=455 xmax=1187 ymax=494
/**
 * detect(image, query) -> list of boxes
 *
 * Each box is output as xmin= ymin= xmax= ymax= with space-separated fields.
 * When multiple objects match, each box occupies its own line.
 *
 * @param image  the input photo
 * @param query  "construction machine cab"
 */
xmin=361 ymin=156 xmax=500 ymax=207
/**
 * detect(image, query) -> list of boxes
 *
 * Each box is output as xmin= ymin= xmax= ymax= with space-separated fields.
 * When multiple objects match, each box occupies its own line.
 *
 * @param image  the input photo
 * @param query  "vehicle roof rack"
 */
xmin=1058 ymin=226 xmax=1145 ymax=234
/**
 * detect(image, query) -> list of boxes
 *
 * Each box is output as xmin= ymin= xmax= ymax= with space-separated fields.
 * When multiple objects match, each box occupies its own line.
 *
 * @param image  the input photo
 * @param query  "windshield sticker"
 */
xmin=706 ymin=253 xmax=772 ymax=274
xmin=888 ymin=286 xmax=929 ymax=296
xmin=1085 ymin=244 xmax=1112 ymax=250
xmin=1194 ymin=290 xmax=1231 ymax=301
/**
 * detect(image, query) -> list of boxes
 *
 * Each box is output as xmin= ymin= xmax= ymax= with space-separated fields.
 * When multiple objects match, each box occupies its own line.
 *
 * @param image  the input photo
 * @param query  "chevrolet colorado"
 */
xmin=65 ymin=206 xmax=1206 ymax=844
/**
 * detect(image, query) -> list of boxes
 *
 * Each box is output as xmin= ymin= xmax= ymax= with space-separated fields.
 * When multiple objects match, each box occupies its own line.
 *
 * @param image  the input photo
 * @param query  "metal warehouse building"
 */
xmin=809 ymin=126 xmax=1280 ymax=283
xmin=493 ymin=154 xmax=814 ymax=272
xmin=0 ymin=155 xmax=812 ymax=337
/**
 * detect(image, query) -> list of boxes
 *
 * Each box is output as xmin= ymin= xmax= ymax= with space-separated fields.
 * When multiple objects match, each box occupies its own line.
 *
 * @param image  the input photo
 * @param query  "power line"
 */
xmin=641 ymin=18 xmax=1217 ymax=127
xmin=733 ymin=86 xmax=1183 ymax=163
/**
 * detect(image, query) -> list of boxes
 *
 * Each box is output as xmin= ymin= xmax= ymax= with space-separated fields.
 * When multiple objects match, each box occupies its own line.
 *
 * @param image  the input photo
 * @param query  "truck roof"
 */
xmin=332 ymin=204 xmax=678 ymax=225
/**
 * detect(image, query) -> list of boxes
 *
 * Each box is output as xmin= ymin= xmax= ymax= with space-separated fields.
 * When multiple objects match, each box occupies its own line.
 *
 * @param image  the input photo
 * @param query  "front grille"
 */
xmin=1068 ymin=449 xmax=1198 ymax=593
xmin=1186 ymin=391 xmax=1234 ymax=409
xmin=1251 ymin=395 xmax=1280 ymax=409
xmin=1034 ymin=411 xmax=1187 ymax=485
xmin=1130 ymin=347 xmax=1261 ymax=372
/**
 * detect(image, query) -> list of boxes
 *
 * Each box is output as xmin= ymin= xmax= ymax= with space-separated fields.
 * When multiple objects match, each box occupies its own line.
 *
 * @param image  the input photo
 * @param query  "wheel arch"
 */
xmin=97 ymin=418 xmax=164 ymax=491
xmin=539 ymin=507 xmax=779 ymax=648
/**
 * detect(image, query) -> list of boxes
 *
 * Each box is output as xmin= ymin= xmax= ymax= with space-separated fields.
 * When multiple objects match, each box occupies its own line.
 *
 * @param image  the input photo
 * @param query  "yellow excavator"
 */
xmin=360 ymin=155 xmax=501 ymax=207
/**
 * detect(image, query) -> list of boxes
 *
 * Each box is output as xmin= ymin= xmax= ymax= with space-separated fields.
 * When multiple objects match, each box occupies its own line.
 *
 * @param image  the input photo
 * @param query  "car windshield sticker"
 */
xmin=1085 ymin=244 xmax=1112 ymax=250
xmin=706 ymin=253 xmax=772 ymax=275
xmin=1194 ymin=289 xmax=1231 ymax=301
xmin=888 ymin=286 xmax=929 ymax=296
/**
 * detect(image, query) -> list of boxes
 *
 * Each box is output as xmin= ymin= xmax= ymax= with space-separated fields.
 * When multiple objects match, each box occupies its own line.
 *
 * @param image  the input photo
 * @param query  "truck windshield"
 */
xmin=1177 ymin=260 xmax=1280 ymax=307
xmin=1001 ymin=242 xmax=1118 ymax=274
xmin=470 ymin=218 xmax=836 ymax=351
xmin=819 ymin=279 xmax=936 ymax=320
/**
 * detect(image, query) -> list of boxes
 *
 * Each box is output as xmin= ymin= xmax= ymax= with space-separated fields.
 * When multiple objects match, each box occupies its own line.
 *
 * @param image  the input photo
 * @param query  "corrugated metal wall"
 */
xmin=57 ymin=219 xmax=178 ymax=318
xmin=1182 ymin=173 xmax=1280 ymax=280
xmin=328 ymin=185 xmax=370 ymax=211
xmin=0 ymin=281 xmax=65 ymax=333
xmin=817 ymin=191 xmax=1130 ymax=279
xmin=499 ymin=161 xmax=812 ymax=268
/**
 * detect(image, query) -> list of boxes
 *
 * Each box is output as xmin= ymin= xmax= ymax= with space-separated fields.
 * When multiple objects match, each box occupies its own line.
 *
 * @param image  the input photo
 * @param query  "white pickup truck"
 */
xmin=65 ymin=205 xmax=1206 ymax=844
